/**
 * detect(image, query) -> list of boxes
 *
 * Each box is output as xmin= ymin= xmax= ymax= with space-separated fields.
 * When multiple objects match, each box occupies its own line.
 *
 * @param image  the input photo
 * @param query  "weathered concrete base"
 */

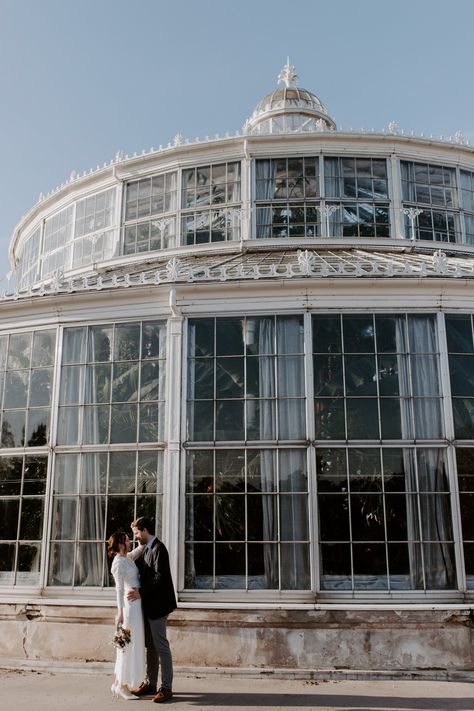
xmin=1 ymin=602 xmax=473 ymax=678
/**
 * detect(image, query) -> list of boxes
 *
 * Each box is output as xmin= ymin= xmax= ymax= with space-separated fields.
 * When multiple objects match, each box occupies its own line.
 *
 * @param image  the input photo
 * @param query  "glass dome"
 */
xmin=245 ymin=61 xmax=336 ymax=134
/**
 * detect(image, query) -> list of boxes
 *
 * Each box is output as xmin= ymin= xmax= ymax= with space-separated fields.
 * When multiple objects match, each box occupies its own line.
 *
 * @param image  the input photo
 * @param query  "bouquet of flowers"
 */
xmin=112 ymin=625 xmax=131 ymax=649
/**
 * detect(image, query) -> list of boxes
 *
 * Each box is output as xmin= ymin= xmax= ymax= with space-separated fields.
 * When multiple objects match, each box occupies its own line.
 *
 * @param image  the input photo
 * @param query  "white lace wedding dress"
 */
xmin=111 ymin=555 xmax=146 ymax=689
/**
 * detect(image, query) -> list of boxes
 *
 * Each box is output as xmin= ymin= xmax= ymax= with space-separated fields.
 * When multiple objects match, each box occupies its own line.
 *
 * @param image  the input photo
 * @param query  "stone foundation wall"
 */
xmin=1 ymin=603 xmax=473 ymax=675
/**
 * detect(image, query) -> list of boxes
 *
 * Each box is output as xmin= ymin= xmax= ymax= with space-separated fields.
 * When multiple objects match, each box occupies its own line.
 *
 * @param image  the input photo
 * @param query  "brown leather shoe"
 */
xmin=153 ymin=687 xmax=173 ymax=703
xmin=129 ymin=682 xmax=156 ymax=696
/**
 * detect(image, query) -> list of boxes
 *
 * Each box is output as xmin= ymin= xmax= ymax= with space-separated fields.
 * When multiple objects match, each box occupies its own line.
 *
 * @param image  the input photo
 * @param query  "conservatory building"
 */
xmin=2 ymin=64 xmax=474 ymax=675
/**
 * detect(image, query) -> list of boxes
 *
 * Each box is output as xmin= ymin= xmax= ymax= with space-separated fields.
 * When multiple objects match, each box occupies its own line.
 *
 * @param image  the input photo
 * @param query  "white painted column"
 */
xmin=162 ymin=291 xmax=184 ymax=588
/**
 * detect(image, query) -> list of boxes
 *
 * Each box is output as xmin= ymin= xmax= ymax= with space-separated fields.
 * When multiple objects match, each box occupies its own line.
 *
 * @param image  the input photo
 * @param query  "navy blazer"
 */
xmin=134 ymin=538 xmax=177 ymax=620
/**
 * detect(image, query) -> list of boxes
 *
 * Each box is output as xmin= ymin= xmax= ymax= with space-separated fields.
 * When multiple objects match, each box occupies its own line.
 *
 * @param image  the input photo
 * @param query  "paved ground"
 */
xmin=0 ymin=669 xmax=473 ymax=711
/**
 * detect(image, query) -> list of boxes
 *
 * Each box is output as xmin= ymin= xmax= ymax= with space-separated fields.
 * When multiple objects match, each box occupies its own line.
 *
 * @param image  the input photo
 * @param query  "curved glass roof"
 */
xmin=246 ymin=61 xmax=336 ymax=134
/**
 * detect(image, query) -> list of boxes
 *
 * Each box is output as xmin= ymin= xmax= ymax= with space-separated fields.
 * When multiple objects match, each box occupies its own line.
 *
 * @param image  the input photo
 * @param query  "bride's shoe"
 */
xmin=111 ymin=682 xmax=119 ymax=699
xmin=116 ymin=685 xmax=139 ymax=700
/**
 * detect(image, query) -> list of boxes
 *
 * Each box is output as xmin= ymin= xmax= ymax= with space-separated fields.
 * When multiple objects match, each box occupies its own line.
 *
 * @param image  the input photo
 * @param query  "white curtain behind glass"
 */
xmin=397 ymin=315 xmax=454 ymax=589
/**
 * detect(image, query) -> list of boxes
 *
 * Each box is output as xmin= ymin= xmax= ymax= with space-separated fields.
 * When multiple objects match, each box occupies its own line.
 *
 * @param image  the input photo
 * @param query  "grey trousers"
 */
xmin=144 ymin=615 xmax=173 ymax=690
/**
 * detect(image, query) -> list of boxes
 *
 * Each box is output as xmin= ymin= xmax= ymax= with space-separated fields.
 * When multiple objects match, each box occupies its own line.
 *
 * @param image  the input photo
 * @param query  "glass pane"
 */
xmin=186 ymin=493 xmax=213 ymax=541
xmin=18 ymin=543 xmax=41 ymax=574
xmin=112 ymin=362 xmax=139 ymax=402
xmin=7 ymin=333 xmax=31 ymax=369
xmin=375 ymin=315 xmax=407 ymax=352
xmin=216 ymin=319 xmax=243 ymax=355
xmin=246 ymin=399 xmax=275 ymax=440
xmin=279 ymin=449 xmax=307 ymax=492
xmin=75 ymin=543 xmax=103 ymax=586
xmin=54 ymin=454 xmax=79 ymax=494
xmin=110 ymin=404 xmax=138 ymax=443
xmin=0 ymin=457 xmax=22 ymax=495
xmin=26 ymin=409 xmax=49 ymax=446
xmin=186 ymin=450 xmax=214 ymax=493
xmin=191 ymin=359 xmax=214 ymax=399
xmin=3 ymin=371 xmax=28 ymax=408
xmin=51 ymin=498 xmax=77 ymax=540
xmin=277 ymin=316 xmax=304 ymax=353
xmin=278 ymin=399 xmax=305 ymax=439
xmin=319 ymin=494 xmax=349 ymax=540
xmin=109 ymin=451 xmax=136 ymax=494
xmin=83 ymin=405 xmax=109 ymax=444
xmin=215 ymin=401 xmax=244 ymax=440
xmin=449 ymin=355 xmax=474 ymax=396
xmin=346 ymin=398 xmax=379 ymax=439
xmin=139 ymin=403 xmax=160 ymax=442
xmin=247 ymin=450 xmax=277 ymax=492
xmin=453 ymin=398 xmax=474 ymax=438
xmin=2 ymin=410 xmax=26 ymax=447
xmin=0 ymin=499 xmax=20 ymax=539
xmin=114 ymin=324 xmax=140 ymax=361
xmin=82 ymin=452 xmax=107 ymax=494
xmin=141 ymin=321 xmax=165 ymax=359
xmin=137 ymin=451 xmax=161 ymax=494
xmin=189 ymin=319 xmax=214 ymax=357
xmin=280 ymin=543 xmax=310 ymax=589
xmin=348 ymin=449 xmax=382 ymax=492
xmin=215 ymin=495 xmax=245 ymax=540
xmin=106 ymin=496 xmax=136 ymax=538
xmin=29 ymin=368 xmax=53 ymax=406
xmin=315 ymin=398 xmax=345 ymax=439
xmin=316 ymin=448 xmax=347 ymax=492
xmin=48 ymin=543 xmax=74 ymax=585
xmin=19 ymin=498 xmax=44 ymax=539
xmin=60 ymin=365 xmax=84 ymax=404
xmin=350 ymin=495 xmax=385 ymax=540
xmin=343 ymin=316 xmax=375 ymax=352
xmin=78 ymin=496 xmax=105 ymax=540
xmin=215 ymin=543 xmax=245 ymax=587
xmin=215 ymin=450 xmax=245 ymax=493
xmin=85 ymin=364 xmax=111 ymax=403
xmin=31 ymin=330 xmax=56 ymax=366
xmin=446 ymin=316 xmax=473 ymax=353
xmin=189 ymin=401 xmax=214 ymax=440
xmin=344 ymin=355 xmax=377 ymax=396
xmin=313 ymin=354 xmax=343 ymax=396
xmin=62 ymin=328 xmax=86 ymax=364
xmin=216 ymin=358 xmax=244 ymax=398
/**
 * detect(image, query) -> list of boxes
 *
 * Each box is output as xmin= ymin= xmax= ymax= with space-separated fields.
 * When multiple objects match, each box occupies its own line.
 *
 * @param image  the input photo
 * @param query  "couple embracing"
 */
xmin=108 ymin=516 xmax=177 ymax=703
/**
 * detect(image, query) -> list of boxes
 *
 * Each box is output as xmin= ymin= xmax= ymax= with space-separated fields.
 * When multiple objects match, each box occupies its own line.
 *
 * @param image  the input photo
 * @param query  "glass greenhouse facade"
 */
xmin=2 ymin=65 xmax=474 ymax=674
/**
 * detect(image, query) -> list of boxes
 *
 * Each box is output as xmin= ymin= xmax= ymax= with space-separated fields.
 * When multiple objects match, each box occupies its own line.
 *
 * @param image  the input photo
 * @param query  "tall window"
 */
xmin=181 ymin=162 xmax=241 ymax=244
xmin=58 ymin=321 xmax=166 ymax=445
xmin=123 ymin=172 xmax=177 ymax=254
xmin=0 ymin=330 xmax=56 ymax=448
xmin=324 ymin=157 xmax=390 ymax=238
xmin=186 ymin=316 xmax=309 ymax=590
xmin=73 ymin=188 xmax=116 ymax=267
xmin=42 ymin=206 xmax=74 ymax=279
xmin=401 ymin=161 xmax=460 ymax=242
xmin=313 ymin=313 xmax=454 ymax=591
xmin=255 ymin=157 xmax=320 ymax=238
xmin=17 ymin=226 xmax=42 ymax=291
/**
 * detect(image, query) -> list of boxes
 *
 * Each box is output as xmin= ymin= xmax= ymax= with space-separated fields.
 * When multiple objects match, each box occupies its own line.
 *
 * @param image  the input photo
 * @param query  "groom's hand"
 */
xmin=127 ymin=587 xmax=141 ymax=601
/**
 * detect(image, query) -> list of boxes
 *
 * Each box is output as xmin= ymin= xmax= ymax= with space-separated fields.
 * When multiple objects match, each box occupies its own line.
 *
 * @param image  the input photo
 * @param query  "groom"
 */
xmin=127 ymin=516 xmax=177 ymax=703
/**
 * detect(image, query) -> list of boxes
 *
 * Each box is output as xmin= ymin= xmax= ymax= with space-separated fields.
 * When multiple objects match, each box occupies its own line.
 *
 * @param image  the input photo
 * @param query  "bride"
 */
xmin=108 ymin=531 xmax=146 ymax=700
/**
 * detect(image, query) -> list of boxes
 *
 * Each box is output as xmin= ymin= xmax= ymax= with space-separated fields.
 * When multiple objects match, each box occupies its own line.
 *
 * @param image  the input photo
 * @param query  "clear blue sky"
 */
xmin=1 ymin=0 xmax=473 ymax=284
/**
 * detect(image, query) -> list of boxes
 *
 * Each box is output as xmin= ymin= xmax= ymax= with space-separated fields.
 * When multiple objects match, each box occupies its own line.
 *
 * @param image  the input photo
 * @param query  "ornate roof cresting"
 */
xmin=5 ymin=248 xmax=474 ymax=301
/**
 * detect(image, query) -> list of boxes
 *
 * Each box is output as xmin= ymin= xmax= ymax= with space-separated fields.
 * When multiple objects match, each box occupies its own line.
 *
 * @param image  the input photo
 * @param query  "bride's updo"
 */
xmin=108 ymin=531 xmax=127 ymax=558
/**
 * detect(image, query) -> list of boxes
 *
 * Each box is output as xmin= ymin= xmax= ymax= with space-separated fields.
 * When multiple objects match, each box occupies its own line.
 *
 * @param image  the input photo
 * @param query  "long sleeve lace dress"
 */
xmin=111 ymin=555 xmax=146 ymax=689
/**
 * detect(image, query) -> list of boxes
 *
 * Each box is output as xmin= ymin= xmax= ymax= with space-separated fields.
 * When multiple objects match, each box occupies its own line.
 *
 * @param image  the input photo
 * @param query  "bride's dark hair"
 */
xmin=107 ymin=531 xmax=127 ymax=558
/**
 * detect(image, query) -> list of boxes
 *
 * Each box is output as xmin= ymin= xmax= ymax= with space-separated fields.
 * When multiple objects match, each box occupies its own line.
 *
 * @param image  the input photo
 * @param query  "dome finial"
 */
xmin=277 ymin=58 xmax=299 ymax=88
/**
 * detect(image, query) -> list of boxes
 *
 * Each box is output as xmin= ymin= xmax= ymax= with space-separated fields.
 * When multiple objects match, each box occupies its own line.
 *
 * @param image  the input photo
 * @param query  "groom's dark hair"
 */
xmin=131 ymin=516 xmax=155 ymax=534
